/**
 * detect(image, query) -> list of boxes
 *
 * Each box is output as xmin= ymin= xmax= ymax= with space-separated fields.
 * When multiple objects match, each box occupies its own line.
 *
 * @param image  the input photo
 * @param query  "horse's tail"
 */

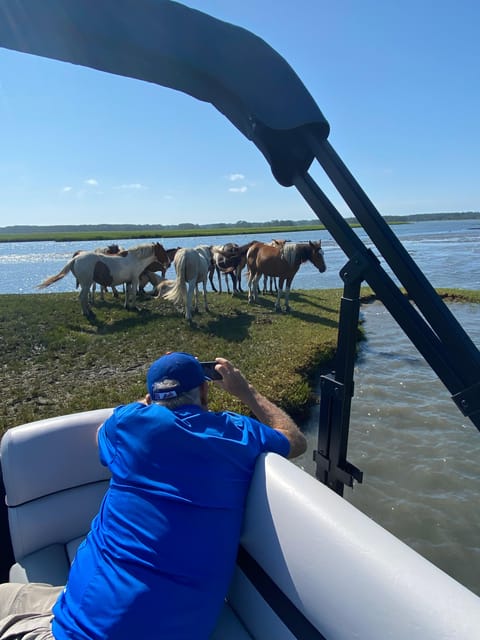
xmin=162 ymin=250 xmax=187 ymax=306
xmin=36 ymin=258 xmax=75 ymax=290
xmin=246 ymin=243 xmax=262 ymax=281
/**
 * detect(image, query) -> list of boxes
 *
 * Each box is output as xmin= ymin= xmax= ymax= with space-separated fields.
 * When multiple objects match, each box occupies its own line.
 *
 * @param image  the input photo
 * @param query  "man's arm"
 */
xmin=212 ymin=358 xmax=307 ymax=459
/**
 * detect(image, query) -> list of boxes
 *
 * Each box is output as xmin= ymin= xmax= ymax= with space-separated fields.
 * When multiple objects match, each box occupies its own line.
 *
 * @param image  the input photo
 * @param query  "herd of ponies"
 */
xmin=37 ymin=239 xmax=327 ymax=321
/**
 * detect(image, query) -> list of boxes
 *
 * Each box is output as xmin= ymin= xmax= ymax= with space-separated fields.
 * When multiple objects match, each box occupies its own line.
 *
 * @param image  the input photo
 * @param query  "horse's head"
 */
xmin=153 ymin=242 xmax=170 ymax=267
xmin=166 ymin=247 xmax=180 ymax=265
xmin=309 ymin=241 xmax=327 ymax=273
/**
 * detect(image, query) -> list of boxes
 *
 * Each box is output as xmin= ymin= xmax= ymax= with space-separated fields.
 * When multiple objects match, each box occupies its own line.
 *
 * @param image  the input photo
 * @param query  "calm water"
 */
xmin=1 ymin=219 xmax=480 ymax=594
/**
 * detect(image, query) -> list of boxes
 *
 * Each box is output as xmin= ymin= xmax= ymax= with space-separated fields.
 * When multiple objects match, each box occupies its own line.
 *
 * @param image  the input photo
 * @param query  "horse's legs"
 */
xmin=247 ymin=270 xmax=258 ymax=304
xmin=79 ymin=284 xmax=93 ymax=318
xmin=202 ymin=280 xmax=209 ymax=312
xmin=124 ymin=282 xmax=132 ymax=309
xmin=236 ymin=267 xmax=243 ymax=293
xmin=274 ymin=278 xmax=286 ymax=312
xmin=284 ymin=285 xmax=291 ymax=312
xmin=247 ymin=272 xmax=254 ymax=303
xmin=262 ymin=275 xmax=267 ymax=295
xmin=230 ymin=272 xmax=238 ymax=295
xmin=185 ymin=281 xmax=195 ymax=320
xmin=208 ymin=266 xmax=218 ymax=293
xmin=124 ymin=281 xmax=138 ymax=310
xmin=283 ymin=275 xmax=296 ymax=312
xmin=129 ymin=280 xmax=139 ymax=310
xmin=225 ymin=273 xmax=230 ymax=294
xmin=193 ymin=284 xmax=199 ymax=313
xmin=251 ymin=273 xmax=261 ymax=303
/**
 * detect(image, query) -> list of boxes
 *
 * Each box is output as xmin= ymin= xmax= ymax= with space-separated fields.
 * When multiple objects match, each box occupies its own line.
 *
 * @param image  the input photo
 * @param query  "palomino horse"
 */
xmin=159 ymin=245 xmax=210 ymax=320
xmin=247 ymin=240 xmax=326 ymax=312
xmin=37 ymin=242 xmax=169 ymax=319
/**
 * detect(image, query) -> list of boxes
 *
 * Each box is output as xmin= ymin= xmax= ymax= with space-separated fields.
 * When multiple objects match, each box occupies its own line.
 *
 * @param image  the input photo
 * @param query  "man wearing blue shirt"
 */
xmin=0 ymin=352 xmax=306 ymax=640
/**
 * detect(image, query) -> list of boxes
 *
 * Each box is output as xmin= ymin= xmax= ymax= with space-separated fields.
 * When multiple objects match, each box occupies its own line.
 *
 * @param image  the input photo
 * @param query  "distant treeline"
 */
xmin=382 ymin=211 xmax=480 ymax=223
xmin=1 ymin=211 xmax=479 ymax=236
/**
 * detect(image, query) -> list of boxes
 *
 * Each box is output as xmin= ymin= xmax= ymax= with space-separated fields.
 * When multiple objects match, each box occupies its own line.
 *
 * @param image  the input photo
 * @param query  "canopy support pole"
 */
xmin=314 ymin=255 xmax=365 ymax=495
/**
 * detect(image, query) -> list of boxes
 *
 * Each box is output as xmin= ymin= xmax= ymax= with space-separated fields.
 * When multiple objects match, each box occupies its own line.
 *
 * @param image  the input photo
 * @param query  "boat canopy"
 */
xmin=1 ymin=0 xmax=479 ymax=494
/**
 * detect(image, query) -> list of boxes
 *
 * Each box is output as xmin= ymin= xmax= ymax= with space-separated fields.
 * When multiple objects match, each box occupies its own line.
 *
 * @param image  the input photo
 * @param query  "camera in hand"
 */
xmin=200 ymin=361 xmax=222 ymax=380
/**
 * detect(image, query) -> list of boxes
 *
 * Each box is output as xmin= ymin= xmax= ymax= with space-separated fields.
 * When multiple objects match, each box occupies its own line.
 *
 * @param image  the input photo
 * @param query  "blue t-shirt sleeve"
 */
xmin=97 ymin=418 xmax=115 ymax=467
xmin=97 ymin=404 xmax=128 ymax=467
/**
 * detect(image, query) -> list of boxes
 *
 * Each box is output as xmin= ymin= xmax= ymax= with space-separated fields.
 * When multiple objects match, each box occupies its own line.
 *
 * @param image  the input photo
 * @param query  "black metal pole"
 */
xmin=316 ymin=265 xmax=364 ymax=495
xmin=293 ymin=169 xmax=480 ymax=430
xmin=309 ymin=135 xmax=480 ymax=383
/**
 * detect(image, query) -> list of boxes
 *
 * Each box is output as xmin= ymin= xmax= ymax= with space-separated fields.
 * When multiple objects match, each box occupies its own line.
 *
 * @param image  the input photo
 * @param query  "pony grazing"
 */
xmin=247 ymin=240 xmax=326 ymax=312
xmin=138 ymin=247 xmax=180 ymax=295
xmin=37 ymin=242 xmax=169 ymax=319
xmin=159 ymin=245 xmax=210 ymax=321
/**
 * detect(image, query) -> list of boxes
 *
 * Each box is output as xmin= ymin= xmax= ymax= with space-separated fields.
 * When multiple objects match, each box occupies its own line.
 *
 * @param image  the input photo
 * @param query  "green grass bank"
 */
xmin=0 ymin=288 xmax=346 ymax=434
xmin=2 ymin=287 xmax=478 ymax=436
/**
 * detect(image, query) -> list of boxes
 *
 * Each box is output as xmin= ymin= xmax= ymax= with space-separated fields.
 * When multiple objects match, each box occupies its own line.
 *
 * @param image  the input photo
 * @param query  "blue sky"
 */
xmin=1 ymin=0 xmax=479 ymax=227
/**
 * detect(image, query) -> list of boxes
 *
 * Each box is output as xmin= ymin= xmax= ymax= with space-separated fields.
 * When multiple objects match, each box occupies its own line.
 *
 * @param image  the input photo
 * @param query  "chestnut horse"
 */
xmin=246 ymin=240 xmax=326 ymax=312
xmin=37 ymin=242 xmax=169 ymax=319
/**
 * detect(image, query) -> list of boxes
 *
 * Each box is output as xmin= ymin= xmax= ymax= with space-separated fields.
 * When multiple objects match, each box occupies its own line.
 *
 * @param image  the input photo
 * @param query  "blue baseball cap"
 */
xmin=147 ymin=352 xmax=208 ymax=401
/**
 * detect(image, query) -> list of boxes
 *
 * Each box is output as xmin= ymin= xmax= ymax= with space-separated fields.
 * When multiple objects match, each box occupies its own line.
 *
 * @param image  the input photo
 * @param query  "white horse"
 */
xmin=160 ymin=245 xmax=210 ymax=320
xmin=37 ymin=242 xmax=169 ymax=319
xmin=72 ymin=244 xmax=123 ymax=302
xmin=91 ymin=244 xmax=123 ymax=301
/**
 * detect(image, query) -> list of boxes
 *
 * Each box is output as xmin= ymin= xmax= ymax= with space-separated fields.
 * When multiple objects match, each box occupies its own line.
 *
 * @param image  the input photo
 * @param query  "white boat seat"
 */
xmin=1 ymin=408 xmax=112 ymax=584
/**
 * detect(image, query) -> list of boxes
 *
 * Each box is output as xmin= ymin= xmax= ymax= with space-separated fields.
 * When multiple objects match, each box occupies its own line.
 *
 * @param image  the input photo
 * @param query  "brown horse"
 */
xmin=210 ymin=241 xmax=256 ymax=294
xmin=246 ymin=240 xmax=326 ymax=312
xmin=138 ymin=247 xmax=180 ymax=294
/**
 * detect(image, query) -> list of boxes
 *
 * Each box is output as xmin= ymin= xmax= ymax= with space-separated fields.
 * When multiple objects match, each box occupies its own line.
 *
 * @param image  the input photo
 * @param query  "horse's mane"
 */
xmin=284 ymin=242 xmax=318 ymax=265
xmin=282 ymin=243 xmax=299 ymax=266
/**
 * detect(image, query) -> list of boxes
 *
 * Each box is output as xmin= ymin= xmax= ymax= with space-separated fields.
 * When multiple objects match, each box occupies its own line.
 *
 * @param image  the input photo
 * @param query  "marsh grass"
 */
xmin=0 ymin=288 xmax=347 ymax=433
xmin=2 ymin=286 xmax=477 ymax=435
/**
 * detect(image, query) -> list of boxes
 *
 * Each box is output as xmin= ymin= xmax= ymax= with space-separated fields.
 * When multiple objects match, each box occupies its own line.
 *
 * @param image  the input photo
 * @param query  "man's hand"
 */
xmin=211 ymin=358 xmax=307 ymax=459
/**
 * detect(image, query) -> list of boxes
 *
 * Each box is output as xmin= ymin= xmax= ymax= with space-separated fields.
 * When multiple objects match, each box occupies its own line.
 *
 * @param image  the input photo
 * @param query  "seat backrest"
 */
xmin=229 ymin=453 xmax=480 ymax=640
xmin=0 ymin=408 xmax=112 ymax=584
